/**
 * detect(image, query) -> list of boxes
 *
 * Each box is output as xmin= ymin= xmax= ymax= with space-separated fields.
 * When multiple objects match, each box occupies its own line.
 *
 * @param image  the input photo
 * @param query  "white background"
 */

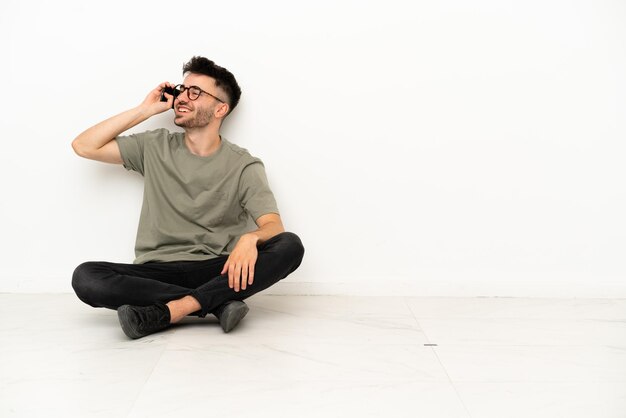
xmin=1 ymin=0 xmax=624 ymax=296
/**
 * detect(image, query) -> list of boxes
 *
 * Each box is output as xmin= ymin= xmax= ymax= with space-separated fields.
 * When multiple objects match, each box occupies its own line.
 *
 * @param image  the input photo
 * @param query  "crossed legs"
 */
xmin=72 ymin=232 xmax=304 ymax=337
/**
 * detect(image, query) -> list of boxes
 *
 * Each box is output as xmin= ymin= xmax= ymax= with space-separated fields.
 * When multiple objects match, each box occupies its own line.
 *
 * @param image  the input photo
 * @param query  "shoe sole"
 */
xmin=117 ymin=305 xmax=143 ymax=339
xmin=220 ymin=302 xmax=250 ymax=333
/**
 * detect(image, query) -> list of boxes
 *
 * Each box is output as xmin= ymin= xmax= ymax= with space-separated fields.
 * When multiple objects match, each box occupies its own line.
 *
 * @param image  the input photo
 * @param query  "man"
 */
xmin=71 ymin=56 xmax=304 ymax=339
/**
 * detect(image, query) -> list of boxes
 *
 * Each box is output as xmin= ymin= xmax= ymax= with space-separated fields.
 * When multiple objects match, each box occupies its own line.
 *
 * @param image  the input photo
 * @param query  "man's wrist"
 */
xmin=242 ymin=233 xmax=260 ymax=245
xmin=136 ymin=104 xmax=155 ymax=120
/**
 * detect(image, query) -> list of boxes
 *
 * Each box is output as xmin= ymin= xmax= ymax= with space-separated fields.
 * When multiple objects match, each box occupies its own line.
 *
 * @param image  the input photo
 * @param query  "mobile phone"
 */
xmin=160 ymin=86 xmax=179 ymax=108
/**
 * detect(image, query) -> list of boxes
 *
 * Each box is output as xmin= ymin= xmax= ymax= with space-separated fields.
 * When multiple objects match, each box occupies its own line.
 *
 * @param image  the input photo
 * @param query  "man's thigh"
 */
xmin=91 ymin=257 xmax=228 ymax=287
xmin=171 ymin=256 xmax=230 ymax=288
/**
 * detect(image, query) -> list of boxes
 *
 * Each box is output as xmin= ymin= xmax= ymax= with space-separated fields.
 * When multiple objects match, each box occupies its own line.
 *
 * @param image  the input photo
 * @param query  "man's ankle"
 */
xmin=167 ymin=295 xmax=201 ymax=323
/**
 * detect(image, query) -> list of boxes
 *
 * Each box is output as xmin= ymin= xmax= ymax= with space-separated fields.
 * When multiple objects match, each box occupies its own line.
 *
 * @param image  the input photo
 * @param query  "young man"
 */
xmin=71 ymin=56 xmax=304 ymax=339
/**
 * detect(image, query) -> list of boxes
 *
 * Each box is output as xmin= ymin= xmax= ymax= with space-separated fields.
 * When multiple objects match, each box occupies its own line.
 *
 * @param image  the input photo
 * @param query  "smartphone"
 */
xmin=160 ymin=86 xmax=179 ymax=108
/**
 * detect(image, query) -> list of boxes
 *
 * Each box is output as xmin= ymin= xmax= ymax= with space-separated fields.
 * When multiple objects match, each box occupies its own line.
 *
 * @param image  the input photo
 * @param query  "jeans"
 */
xmin=72 ymin=232 xmax=304 ymax=317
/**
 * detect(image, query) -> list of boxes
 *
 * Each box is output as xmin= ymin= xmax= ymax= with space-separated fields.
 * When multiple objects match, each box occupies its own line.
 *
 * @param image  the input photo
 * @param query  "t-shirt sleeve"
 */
xmin=238 ymin=161 xmax=280 ymax=221
xmin=116 ymin=131 xmax=150 ymax=175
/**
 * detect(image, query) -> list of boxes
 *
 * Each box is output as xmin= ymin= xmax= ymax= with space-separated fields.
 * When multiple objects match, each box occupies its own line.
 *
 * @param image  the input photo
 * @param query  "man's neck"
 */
xmin=184 ymin=125 xmax=222 ymax=157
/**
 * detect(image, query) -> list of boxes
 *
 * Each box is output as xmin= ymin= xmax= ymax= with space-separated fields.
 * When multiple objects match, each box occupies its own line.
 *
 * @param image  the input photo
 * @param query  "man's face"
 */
xmin=173 ymin=73 xmax=225 ymax=129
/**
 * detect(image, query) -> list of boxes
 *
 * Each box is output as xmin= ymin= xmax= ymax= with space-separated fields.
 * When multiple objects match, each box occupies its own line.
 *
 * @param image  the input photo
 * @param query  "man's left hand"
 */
xmin=221 ymin=234 xmax=259 ymax=292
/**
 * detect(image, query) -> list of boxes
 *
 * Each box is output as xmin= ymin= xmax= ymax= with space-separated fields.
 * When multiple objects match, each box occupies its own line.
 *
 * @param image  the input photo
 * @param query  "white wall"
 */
xmin=1 ymin=0 xmax=625 ymax=297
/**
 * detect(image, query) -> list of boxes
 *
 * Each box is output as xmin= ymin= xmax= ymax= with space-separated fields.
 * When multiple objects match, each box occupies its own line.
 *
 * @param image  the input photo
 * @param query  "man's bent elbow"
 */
xmin=71 ymin=139 xmax=84 ymax=157
xmin=72 ymin=136 xmax=95 ymax=158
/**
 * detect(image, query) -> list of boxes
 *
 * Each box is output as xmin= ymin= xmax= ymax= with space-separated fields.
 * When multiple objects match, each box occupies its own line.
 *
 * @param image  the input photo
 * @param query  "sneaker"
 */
xmin=117 ymin=302 xmax=171 ymax=339
xmin=214 ymin=301 xmax=249 ymax=333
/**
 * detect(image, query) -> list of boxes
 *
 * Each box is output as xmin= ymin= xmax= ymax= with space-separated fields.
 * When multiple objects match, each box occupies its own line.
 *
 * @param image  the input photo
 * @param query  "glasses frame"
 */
xmin=174 ymin=84 xmax=225 ymax=103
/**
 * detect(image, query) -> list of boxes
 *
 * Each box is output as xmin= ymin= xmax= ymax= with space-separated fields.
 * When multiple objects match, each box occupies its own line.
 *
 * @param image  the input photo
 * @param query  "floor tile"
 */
xmin=454 ymin=380 xmax=626 ymax=418
xmin=128 ymin=379 xmax=470 ymax=418
xmin=434 ymin=345 xmax=626 ymax=382
xmin=417 ymin=317 xmax=626 ymax=346
xmin=406 ymin=297 xmax=626 ymax=320
xmin=152 ymin=342 xmax=449 ymax=382
xmin=249 ymin=295 xmax=416 ymax=318
xmin=0 ymin=344 xmax=165 ymax=418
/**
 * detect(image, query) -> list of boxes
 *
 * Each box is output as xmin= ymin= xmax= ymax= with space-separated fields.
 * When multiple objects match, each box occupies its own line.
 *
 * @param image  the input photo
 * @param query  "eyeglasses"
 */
xmin=174 ymin=84 xmax=225 ymax=103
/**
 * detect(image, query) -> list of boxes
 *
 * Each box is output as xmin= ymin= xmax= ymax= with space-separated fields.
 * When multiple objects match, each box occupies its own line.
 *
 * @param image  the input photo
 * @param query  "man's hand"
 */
xmin=140 ymin=82 xmax=176 ymax=117
xmin=221 ymin=234 xmax=259 ymax=292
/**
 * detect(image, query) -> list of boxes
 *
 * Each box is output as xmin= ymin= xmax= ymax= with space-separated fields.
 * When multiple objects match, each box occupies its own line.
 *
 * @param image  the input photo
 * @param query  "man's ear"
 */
xmin=215 ymin=103 xmax=230 ymax=119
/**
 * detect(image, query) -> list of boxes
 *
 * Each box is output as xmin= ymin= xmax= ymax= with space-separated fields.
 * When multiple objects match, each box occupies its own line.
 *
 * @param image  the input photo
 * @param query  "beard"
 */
xmin=174 ymin=105 xmax=215 ymax=128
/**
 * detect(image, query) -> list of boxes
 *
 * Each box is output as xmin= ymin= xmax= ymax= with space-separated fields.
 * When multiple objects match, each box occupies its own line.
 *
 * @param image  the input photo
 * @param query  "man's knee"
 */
xmin=72 ymin=262 xmax=100 ymax=305
xmin=283 ymin=232 xmax=305 ymax=259
xmin=273 ymin=232 xmax=305 ymax=266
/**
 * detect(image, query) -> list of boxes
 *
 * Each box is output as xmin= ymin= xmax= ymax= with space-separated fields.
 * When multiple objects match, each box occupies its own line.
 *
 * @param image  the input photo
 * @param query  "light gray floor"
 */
xmin=1 ymin=293 xmax=625 ymax=418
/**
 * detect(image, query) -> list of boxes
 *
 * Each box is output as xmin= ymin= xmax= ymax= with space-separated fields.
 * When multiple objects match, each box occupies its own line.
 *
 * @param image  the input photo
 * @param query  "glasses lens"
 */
xmin=188 ymin=86 xmax=201 ymax=100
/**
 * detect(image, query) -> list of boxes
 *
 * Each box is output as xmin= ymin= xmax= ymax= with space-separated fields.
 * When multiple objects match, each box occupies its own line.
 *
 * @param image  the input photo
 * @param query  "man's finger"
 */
xmin=234 ymin=263 xmax=241 ymax=292
xmin=241 ymin=263 xmax=248 ymax=290
xmin=228 ymin=263 xmax=235 ymax=289
xmin=248 ymin=265 xmax=255 ymax=286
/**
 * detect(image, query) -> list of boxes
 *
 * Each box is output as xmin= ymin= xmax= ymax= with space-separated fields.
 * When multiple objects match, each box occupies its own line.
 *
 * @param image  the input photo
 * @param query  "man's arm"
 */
xmin=243 ymin=213 xmax=285 ymax=245
xmin=71 ymin=82 xmax=176 ymax=163
xmin=221 ymin=213 xmax=285 ymax=292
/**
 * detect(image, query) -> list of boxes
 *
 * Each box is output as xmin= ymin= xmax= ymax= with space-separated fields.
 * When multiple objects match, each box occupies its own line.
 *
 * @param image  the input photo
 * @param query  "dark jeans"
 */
xmin=72 ymin=232 xmax=304 ymax=317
